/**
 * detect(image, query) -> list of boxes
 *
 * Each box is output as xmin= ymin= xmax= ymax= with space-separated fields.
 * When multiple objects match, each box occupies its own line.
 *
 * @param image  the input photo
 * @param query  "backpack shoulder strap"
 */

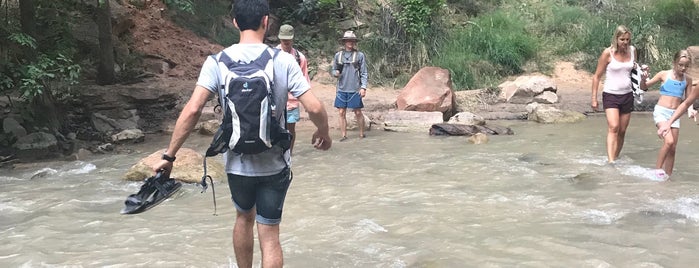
xmin=292 ymin=47 xmax=301 ymax=65
xmin=351 ymin=51 xmax=360 ymax=70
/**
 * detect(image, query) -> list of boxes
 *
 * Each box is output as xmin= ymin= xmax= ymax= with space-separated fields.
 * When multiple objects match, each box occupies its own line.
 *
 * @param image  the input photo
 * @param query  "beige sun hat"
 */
xmin=341 ymin=30 xmax=358 ymax=41
xmin=278 ymin=24 xmax=294 ymax=40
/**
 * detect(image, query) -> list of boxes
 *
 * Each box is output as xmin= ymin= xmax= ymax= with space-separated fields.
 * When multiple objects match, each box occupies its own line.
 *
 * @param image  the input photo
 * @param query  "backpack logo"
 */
xmin=242 ymin=82 xmax=251 ymax=92
xmin=205 ymin=48 xmax=291 ymax=156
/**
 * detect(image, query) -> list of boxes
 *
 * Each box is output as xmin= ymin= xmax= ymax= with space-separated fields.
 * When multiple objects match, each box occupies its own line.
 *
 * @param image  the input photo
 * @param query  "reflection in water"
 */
xmin=2 ymin=114 xmax=699 ymax=267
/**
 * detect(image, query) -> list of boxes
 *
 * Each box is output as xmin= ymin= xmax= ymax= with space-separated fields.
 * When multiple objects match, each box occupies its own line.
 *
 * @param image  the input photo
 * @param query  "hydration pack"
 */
xmin=200 ymin=47 xmax=291 ymax=215
xmin=206 ymin=47 xmax=291 ymax=157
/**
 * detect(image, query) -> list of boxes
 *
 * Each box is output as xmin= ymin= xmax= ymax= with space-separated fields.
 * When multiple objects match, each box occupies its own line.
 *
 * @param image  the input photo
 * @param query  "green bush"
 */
xmin=652 ymin=0 xmax=698 ymax=30
xmin=432 ymin=10 xmax=537 ymax=89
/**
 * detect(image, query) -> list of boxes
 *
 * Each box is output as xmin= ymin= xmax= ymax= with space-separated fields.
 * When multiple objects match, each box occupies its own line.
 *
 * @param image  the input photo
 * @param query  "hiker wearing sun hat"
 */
xmin=277 ymin=24 xmax=311 ymax=154
xmin=331 ymin=30 xmax=369 ymax=141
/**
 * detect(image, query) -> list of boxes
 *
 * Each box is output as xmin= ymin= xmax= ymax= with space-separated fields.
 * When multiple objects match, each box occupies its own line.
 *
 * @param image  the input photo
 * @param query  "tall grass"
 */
xmin=438 ymin=0 xmax=699 ymax=89
xmin=431 ymin=11 xmax=537 ymax=90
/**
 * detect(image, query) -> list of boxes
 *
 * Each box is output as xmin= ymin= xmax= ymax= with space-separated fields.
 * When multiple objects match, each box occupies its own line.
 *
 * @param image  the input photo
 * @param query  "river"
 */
xmin=1 ymin=113 xmax=699 ymax=267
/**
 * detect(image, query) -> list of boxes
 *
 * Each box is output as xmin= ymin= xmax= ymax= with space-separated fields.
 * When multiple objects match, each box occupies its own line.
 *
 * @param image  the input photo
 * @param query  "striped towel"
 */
xmin=630 ymin=63 xmax=645 ymax=104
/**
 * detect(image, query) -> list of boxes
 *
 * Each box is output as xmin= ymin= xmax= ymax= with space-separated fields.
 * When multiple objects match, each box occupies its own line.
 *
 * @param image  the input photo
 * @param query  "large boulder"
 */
xmin=498 ymin=75 xmax=557 ymax=104
xmin=124 ymin=148 xmax=225 ymax=183
xmin=396 ymin=67 xmax=455 ymax=120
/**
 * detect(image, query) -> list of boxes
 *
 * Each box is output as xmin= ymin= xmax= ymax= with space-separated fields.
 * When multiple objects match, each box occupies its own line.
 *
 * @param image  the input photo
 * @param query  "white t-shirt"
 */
xmin=196 ymin=44 xmax=310 ymax=176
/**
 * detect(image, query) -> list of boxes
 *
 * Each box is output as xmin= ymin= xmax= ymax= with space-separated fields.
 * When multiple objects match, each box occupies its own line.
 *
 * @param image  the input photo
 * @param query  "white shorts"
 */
xmin=653 ymin=105 xmax=680 ymax=129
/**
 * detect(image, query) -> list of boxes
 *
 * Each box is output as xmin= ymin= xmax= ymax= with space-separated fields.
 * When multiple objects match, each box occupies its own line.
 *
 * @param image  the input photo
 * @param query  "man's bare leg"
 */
xmin=258 ymin=223 xmax=283 ymax=268
xmin=233 ymin=211 xmax=255 ymax=268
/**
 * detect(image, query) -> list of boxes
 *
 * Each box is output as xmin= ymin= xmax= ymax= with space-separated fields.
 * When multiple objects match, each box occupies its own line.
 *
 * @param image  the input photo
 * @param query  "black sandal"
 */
xmin=121 ymin=171 xmax=182 ymax=214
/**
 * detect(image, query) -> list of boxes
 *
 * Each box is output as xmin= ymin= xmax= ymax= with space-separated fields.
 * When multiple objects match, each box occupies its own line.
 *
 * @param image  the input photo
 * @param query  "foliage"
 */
xmin=291 ymin=0 xmax=344 ymax=25
xmin=8 ymin=33 xmax=37 ymax=49
xmin=1 ymin=1 xmax=83 ymax=106
xmin=394 ymin=0 xmax=444 ymax=39
xmin=445 ymin=0 xmax=502 ymax=16
xmin=163 ymin=0 xmax=195 ymax=14
xmin=2 ymin=53 xmax=81 ymax=102
xmin=651 ymin=0 xmax=698 ymax=30
xmin=432 ymin=10 xmax=537 ymax=89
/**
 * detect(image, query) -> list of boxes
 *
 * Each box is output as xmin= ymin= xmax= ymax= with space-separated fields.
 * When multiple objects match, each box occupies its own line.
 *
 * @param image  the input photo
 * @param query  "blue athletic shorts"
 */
xmin=653 ymin=105 xmax=680 ymax=128
xmin=286 ymin=107 xmax=300 ymax=124
xmin=227 ymin=169 xmax=292 ymax=225
xmin=334 ymin=91 xmax=364 ymax=109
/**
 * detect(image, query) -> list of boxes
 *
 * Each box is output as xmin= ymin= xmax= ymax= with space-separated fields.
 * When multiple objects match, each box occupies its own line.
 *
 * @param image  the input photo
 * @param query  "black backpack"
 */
xmin=207 ymin=47 xmax=290 ymax=156
xmin=200 ymin=47 xmax=291 ymax=215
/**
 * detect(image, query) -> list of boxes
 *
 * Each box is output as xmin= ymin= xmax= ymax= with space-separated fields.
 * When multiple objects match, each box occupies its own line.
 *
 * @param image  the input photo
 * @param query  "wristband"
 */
xmin=162 ymin=154 xmax=176 ymax=162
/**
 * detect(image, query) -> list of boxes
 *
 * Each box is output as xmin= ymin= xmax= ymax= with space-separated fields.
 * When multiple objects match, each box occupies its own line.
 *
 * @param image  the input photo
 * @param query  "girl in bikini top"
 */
xmin=659 ymin=74 xmax=687 ymax=98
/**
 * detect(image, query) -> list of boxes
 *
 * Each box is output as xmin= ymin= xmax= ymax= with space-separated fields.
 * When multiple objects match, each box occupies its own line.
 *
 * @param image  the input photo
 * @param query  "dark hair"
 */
xmin=231 ymin=0 xmax=269 ymax=31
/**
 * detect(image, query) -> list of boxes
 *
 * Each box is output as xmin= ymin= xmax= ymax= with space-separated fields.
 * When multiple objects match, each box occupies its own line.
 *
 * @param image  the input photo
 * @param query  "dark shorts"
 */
xmin=227 ymin=168 xmax=292 ymax=225
xmin=602 ymin=92 xmax=634 ymax=114
xmin=334 ymin=91 xmax=364 ymax=109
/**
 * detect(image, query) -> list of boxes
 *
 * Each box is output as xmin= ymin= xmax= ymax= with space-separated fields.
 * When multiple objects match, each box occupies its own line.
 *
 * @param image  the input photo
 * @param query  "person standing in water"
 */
xmin=276 ymin=24 xmax=311 ymax=154
xmin=152 ymin=1 xmax=331 ymax=267
xmin=331 ymin=30 xmax=368 ymax=141
xmin=643 ymin=50 xmax=695 ymax=180
xmin=591 ymin=25 xmax=637 ymax=163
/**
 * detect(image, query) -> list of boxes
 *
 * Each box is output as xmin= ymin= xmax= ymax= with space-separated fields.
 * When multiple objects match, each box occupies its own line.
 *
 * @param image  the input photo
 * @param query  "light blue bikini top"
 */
xmin=660 ymin=74 xmax=687 ymax=98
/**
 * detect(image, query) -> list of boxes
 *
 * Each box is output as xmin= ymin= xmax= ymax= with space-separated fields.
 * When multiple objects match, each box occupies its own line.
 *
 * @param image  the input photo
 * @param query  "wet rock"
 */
xmin=527 ymin=103 xmax=585 ymax=124
xmin=383 ymin=111 xmax=444 ymax=132
xmin=468 ymin=133 xmax=488 ymax=144
xmin=429 ymin=123 xmax=513 ymax=136
xmin=13 ymin=132 xmax=60 ymax=160
xmin=124 ymin=148 xmax=225 ymax=183
xmin=3 ymin=117 xmax=27 ymax=138
xmin=448 ymin=112 xmax=485 ymax=125
xmin=111 ymin=129 xmax=145 ymax=143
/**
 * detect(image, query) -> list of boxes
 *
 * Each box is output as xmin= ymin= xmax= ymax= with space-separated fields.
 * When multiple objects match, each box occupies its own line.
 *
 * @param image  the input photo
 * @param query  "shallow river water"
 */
xmin=2 ymin=113 xmax=699 ymax=267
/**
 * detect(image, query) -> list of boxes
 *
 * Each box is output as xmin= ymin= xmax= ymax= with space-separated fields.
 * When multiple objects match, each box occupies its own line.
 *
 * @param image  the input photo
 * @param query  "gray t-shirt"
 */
xmin=196 ymin=44 xmax=310 ymax=176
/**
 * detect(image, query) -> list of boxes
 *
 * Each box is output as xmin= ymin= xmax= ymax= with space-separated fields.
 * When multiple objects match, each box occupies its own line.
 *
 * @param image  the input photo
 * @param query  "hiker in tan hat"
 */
xmin=277 ymin=24 xmax=311 ymax=154
xmin=331 ymin=30 xmax=369 ymax=141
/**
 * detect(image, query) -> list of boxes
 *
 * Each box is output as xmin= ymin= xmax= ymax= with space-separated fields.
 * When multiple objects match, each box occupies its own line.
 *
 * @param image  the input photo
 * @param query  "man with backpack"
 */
xmin=332 ymin=30 xmax=369 ymax=141
xmin=152 ymin=1 xmax=331 ymax=267
xmin=276 ymin=24 xmax=311 ymax=154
